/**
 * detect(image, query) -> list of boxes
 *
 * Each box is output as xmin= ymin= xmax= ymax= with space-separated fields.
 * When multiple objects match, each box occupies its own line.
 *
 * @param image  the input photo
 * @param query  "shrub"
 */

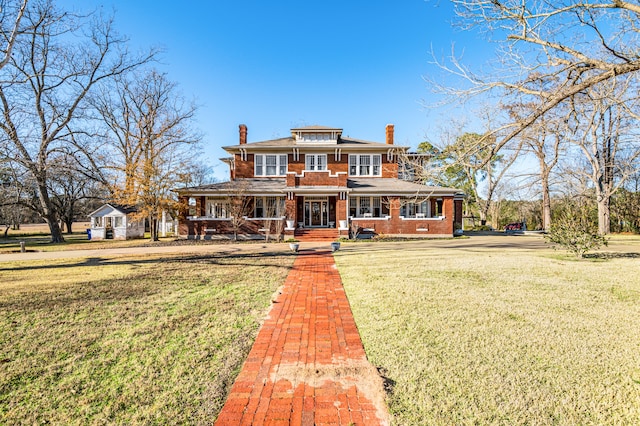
xmin=545 ymin=214 xmax=607 ymax=258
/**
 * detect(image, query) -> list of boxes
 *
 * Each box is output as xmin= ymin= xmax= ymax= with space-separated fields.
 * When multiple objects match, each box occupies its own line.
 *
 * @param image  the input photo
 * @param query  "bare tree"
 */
xmin=225 ymin=181 xmax=252 ymax=241
xmin=0 ymin=0 xmax=154 ymax=242
xmin=565 ymin=77 xmax=640 ymax=235
xmin=443 ymin=132 xmax=519 ymax=226
xmin=0 ymin=160 xmax=27 ymax=235
xmin=0 ymin=0 xmax=28 ymax=71
xmin=93 ymin=69 xmax=201 ymax=241
xmin=509 ymin=105 xmax=567 ymax=231
xmin=431 ymin=1 xmax=640 ymax=154
xmin=47 ymin=150 xmax=102 ymax=234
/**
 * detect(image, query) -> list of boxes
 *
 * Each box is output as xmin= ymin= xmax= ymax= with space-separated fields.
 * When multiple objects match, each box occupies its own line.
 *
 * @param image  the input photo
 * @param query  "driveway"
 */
xmin=0 ymin=234 xmax=552 ymax=263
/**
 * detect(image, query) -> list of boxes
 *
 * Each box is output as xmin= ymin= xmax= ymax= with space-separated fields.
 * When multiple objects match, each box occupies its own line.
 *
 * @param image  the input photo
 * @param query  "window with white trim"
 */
xmin=348 ymin=154 xmax=381 ymax=176
xmin=254 ymin=154 xmax=288 ymax=176
xmin=400 ymin=199 xmax=429 ymax=218
xmin=188 ymin=197 xmax=197 ymax=216
xmin=349 ymin=196 xmax=386 ymax=218
xmin=254 ymin=196 xmax=285 ymax=218
xmin=206 ymin=197 xmax=230 ymax=218
xmin=305 ymin=154 xmax=327 ymax=171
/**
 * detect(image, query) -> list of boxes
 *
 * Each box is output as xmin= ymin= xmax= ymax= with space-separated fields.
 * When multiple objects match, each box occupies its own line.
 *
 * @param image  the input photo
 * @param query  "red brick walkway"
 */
xmin=214 ymin=250 xmax=389 ymax=425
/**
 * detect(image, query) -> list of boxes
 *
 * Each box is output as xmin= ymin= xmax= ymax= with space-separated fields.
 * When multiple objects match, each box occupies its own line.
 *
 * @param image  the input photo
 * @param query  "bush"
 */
xmin=545 ymin=215 xmax=607 ymax=258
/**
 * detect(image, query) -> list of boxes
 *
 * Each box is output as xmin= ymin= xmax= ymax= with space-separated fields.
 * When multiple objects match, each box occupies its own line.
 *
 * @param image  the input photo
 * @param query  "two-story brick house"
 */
xmin=176 ymin=124 xmax=464 ymax=240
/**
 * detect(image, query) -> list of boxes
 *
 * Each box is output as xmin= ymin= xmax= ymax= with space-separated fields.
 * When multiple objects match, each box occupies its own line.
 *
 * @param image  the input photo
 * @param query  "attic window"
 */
xmin=301 ymin=133 xmax=330 ymax=142
xmin=295 ymin=131 xmax=339 ymax=144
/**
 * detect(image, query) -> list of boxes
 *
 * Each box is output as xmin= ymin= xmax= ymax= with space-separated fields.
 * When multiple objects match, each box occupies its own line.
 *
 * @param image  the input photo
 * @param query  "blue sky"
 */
xmin=62 ymin=0 xmax=487 ymax=181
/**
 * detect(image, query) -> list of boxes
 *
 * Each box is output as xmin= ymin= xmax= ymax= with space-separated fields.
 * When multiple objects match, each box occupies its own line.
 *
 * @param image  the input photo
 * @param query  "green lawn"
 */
xmin=334 ymin=239 xmax=640 ymax=425
xmin=0 ymin=252 xmax=294 ymax=424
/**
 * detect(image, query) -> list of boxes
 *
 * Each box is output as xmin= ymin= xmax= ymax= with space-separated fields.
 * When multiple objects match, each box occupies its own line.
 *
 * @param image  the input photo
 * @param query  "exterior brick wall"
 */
xmin=234 ymin=152 xmax=398 ymax=179
xmin=178 ymin=217 xmax=284 ymax=240
xmin=234 ymin=153 xmax=255 ymax=179
xmin=349 ymin=196 xmax=455 ymax=237
xmin=289 ymin=171 xmax=347 ymax=188
xmin=454 ymin=199 xmax=463 ymax=230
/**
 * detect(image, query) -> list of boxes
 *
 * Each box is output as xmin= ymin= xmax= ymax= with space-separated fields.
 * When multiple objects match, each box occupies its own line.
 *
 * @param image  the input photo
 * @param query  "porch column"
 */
xmin=285 ymin=192 xmax=296 ymax=236
xmin=337 ymin=192 xmax=348 ymax=236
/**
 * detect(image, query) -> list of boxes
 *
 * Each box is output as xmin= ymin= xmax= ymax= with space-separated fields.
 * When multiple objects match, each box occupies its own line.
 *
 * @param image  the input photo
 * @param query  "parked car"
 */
xmin=504 ymin=222 xmax=527 ymax=233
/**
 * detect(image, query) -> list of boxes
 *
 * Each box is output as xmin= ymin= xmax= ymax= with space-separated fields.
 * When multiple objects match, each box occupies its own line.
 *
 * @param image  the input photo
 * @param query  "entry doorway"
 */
xmin=304 ymin=197 xmax=329 ymax=227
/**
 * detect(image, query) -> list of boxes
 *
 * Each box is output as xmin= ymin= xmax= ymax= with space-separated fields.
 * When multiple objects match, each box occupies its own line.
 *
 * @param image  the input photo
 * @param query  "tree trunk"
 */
xmin=597 ymin=194 xmax=611 ymax=235
xmin=65 ymin=218 xmax=74 ymax=234
xmin=541 ymin=173 xmax=552 ymax=232
xmin=149 ymin=214 xmax=159 ymax=241
xmin=45 ymin=212 xmax=65 ymax=243
xmin=37 ymin=182 xmax=65 ymax=243
xmin=3 ymin=225 xmax=9 ymax=238
xmin=478 ymin=202 xmax=489 ymax=226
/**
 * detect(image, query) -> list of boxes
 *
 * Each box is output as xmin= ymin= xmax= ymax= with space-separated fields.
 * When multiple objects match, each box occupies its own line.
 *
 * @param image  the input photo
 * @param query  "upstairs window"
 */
xmin=255 ymin=154 xmax=287 ymax=176
xmin=305 ymin=154 xmax=327 ymax=171
xmin=348 ymin=154 xmax=381 ymax=176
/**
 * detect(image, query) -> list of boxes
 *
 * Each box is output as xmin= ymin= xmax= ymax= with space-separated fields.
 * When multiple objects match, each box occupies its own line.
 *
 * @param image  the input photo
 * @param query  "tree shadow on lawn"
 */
xmin=0 ymin=251 xmax=294 ymax=311
xmin=0 ymin=270 xmax=165 ymax=311
xmin=0 ymin=250 xmax=295 ymax=273
xmin=337 ymin=238 xmax=550 ymax=255
xmin=584 ymin=252 xmax=640 ymax=259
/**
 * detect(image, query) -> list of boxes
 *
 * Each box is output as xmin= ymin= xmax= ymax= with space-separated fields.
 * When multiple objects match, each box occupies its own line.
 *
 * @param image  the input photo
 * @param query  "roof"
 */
xmin=176 ymin=178 xmax=462 ymax=197
xmin=291 ymin=125 xmax=342 ymax=132
xmin=222 ymin=136 xmax=408 ymax=151
xmin=348 ymin=178 xmax=462 ymax=196
xmin=176 ymin=178 xmax=287 ymax=195
xmin=88 ymin=203 xmax=138 ymax=218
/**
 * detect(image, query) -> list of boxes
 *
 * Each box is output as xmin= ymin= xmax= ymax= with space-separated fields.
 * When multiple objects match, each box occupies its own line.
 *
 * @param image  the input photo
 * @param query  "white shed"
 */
xmin=88 ymin=204 xmax=145 ymax=240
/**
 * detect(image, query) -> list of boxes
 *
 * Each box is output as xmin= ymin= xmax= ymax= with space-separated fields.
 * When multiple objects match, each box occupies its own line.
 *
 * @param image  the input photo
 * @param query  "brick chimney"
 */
xmin=385 ymin=124 xmax=394 ymax=145
xmin=239 ymin=124 xmax=247 ymax=145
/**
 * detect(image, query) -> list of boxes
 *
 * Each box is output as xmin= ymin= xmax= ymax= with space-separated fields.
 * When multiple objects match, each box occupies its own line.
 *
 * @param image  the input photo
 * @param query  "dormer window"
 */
xmin=292 ymin=127 xmax=342 ymax=144
xmin=298 ymin=132 xmax=336 ymax=143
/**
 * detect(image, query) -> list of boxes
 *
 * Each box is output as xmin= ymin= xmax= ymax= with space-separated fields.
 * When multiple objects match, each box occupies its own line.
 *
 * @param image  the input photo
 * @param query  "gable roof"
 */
xmin=88 ymin=203 xmax=138 ymax=218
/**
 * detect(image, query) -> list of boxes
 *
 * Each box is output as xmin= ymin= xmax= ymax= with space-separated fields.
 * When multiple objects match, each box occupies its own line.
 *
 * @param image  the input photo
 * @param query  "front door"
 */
xmin=304 ymin=198 xmax=328 ymax=227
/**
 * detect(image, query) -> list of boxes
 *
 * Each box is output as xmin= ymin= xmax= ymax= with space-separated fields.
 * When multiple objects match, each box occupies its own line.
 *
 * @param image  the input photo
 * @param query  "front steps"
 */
xmin=294 ymin=228 xmax=339 ymax=242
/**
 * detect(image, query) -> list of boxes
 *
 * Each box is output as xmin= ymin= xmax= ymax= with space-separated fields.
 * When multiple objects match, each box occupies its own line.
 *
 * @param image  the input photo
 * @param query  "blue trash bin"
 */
xmin=87 ymin=229 xmax=91 ymax=240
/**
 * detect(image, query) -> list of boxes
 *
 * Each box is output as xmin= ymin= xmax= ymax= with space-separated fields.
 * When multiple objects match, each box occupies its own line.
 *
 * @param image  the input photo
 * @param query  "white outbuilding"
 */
xmin=88 ymin=204 xmax=145 ymax=240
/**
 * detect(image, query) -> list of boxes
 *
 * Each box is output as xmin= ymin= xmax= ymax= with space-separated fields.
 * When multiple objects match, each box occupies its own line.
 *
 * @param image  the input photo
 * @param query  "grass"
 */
xmin=0 ymin=223 xmax=179 ymax=253
xmin=0 ymin=251 xmax=294 ymax=424
xmin=334 ymin=239 xmax=640 ymax=425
